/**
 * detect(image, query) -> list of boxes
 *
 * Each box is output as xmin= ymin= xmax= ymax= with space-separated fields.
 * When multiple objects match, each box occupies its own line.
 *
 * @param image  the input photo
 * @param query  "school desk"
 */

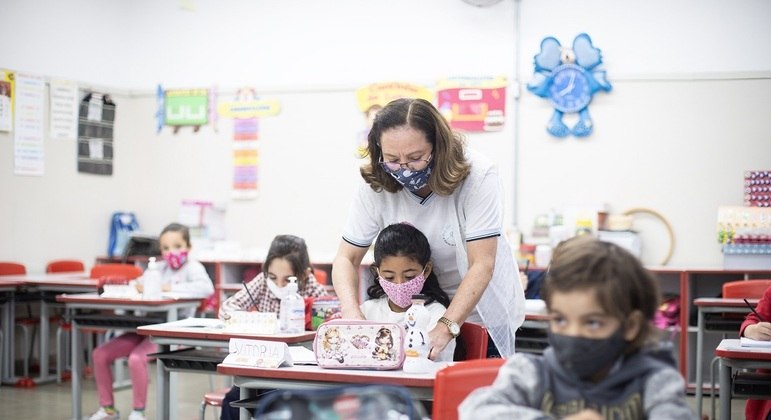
xmin=693 ymin=297 xmax=756 ymax=418
xmin=137 ymin=318 xmax=316 ymax=420
xmin=57 ymin=293 xmax=202 ymax=420
xmin=716 ymin=338 xmax=771 ymax=420
xmin=218 ymin=362 xmax=443 ymax=420
xmin=0 ymin=273 xmax=95 ymax=385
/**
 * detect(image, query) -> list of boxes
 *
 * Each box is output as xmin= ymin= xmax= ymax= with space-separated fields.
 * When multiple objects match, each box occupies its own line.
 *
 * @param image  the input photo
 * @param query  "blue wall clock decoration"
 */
xmin=527 ymin=33 xmax=612 ymax=138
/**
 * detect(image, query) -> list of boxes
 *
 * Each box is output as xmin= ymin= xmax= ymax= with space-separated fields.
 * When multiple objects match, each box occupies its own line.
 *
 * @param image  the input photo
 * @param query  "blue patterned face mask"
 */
xmin=388 ymin=164 xmax=432 ymax=192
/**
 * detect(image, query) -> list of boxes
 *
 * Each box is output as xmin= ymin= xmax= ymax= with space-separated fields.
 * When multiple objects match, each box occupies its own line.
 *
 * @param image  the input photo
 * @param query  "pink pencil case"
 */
xmin=313 ymin=319 xmax=405 ymax=370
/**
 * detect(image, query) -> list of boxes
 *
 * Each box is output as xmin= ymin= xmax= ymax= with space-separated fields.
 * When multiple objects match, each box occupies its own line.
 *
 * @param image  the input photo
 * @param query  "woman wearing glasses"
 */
xmin=332 ymin=98 xmax=525 ymax=359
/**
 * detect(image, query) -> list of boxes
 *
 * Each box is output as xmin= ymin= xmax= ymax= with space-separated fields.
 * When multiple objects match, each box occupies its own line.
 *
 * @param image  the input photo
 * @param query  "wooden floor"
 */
xmin=0 ymin=365 xmax=750 ymax=419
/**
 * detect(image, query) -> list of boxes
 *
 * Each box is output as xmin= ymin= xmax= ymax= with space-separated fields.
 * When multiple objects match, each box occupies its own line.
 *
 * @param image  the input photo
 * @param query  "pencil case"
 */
xmin=313 ymin=319 xmax=405 ymax=370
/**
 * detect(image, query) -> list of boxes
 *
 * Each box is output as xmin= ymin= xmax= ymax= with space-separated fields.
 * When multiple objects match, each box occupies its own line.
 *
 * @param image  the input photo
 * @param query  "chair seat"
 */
xmin=203 ymin=388 xmax=230 ymax=407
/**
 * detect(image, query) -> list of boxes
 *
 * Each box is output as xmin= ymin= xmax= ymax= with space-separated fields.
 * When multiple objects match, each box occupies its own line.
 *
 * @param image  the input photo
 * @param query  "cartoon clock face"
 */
xmin=548 ymin=64 xmax=592 ymax=113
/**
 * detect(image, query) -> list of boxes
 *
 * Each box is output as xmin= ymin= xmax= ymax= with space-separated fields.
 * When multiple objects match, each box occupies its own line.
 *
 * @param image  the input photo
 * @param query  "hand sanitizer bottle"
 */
xmin=402 ymin=294 xmax=431 ymax=373
xmin=279 ymin=276 xmax=305 ymax=333
xmin=142 ymin=257 xmax=162 ymax=300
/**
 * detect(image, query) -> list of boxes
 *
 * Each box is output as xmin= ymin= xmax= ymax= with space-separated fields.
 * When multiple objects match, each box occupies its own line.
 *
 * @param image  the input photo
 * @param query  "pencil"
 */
xmin=243 ymin=282 xmax=260 ymax=310
xmin=744 ymin=298 xmax=766 ymax=322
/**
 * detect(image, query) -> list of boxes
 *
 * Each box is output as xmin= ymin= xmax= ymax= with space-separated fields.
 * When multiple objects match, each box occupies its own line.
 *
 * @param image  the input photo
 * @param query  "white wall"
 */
xmin=0 ymin=0 xmax=770 ymax=272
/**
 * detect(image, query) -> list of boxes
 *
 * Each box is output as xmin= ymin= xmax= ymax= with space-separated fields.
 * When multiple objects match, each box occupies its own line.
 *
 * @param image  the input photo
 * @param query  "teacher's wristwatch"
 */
xmin=438 ymin=317 xmax=461 ymax=338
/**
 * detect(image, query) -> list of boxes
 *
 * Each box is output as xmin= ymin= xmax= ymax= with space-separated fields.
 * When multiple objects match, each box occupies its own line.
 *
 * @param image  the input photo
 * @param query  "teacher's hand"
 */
xmin=427 ymin=323 xmax=454 ymax=361
xmin=341 ymin=308 xmax=366 ymax=320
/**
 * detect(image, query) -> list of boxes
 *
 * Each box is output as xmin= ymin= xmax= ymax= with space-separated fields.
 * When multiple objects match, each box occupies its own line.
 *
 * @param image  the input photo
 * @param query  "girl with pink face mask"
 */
xmin=360 ymin=223 xmax=457 ymax=362
xmin=88 ymin=223 xmax=213 ymax=420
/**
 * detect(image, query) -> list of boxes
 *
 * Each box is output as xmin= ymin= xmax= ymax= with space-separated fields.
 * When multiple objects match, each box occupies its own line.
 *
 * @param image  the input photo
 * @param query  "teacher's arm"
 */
xmin=332 ymin=240 xmax=368 ymax=320
xmin=428 ymin=236 xmax=496 ymax=359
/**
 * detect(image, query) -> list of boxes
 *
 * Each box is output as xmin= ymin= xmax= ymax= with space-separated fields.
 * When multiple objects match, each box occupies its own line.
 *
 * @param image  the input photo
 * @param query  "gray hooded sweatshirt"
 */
xmin=459 ymin=345 xmax=697 ymax=419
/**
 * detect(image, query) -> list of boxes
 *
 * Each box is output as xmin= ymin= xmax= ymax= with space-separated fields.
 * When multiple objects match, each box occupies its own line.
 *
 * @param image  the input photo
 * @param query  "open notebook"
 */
xmin=740 ymin=337 xmax=771 ymax=348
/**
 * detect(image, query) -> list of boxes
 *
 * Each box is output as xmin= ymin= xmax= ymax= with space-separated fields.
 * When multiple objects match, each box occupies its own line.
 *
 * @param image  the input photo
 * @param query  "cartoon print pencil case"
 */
xmin=313 ymin=319 xmax=405 ymax=370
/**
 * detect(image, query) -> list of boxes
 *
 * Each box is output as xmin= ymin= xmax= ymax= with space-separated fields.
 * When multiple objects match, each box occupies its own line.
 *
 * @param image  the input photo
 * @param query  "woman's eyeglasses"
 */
xmin=379 ymin=154 xmax=433 ymax=173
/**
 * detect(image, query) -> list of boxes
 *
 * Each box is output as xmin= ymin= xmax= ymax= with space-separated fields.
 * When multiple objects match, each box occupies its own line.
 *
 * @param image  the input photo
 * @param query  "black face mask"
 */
xmin=547 ymin=327 xmax=627 ymax=380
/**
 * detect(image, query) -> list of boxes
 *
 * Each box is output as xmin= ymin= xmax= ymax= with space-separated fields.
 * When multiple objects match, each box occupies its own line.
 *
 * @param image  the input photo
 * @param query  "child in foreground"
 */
xmin=360 ymin=222 xmax=456 ymax=361
xmin=459 ymin=235 xmax=696 ymax=420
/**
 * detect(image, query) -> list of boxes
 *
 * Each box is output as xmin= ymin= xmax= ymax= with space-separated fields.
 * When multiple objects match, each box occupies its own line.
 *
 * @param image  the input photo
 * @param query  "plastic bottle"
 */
xmin=402 ymin=294 xmax=431 ymax=373
xmin=279 ymin=276 xmax=305 ymax=333
xmin=142 ymin=257 xmax=162 ymax=299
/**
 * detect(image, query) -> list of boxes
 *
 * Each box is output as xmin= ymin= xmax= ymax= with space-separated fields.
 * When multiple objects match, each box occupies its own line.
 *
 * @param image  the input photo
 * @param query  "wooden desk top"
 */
xmin=137 ymin=318 xmax=316 ymax=344
xmin=716 ymin=339 xmax=771 ymax=361
xmin=694 ymin=297 xmax=759 ymax=307
xmin=218 ymin=362 xmax=439 ymax=388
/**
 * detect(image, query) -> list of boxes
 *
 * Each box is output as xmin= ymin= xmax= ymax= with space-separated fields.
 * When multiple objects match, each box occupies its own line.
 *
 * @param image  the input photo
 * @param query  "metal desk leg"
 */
xmin=240 ymin=385 xmax=250 ymax=420
xmin=719 ymin=358 xmax=731 ymax=420
xmin=71 ymin=320 xmax=82 ymax=420
xmin=166 ymin=309 xmax=178 ymax=420
xmin=156 ymin=344 xmax=171 ymax=420
xmin=1 ymin=297 xmax=13 ymax=382
xmin=39 ymin=297 xmax=50 ymax=382
xmin=695 ymin=307 xmax=705 ymax=417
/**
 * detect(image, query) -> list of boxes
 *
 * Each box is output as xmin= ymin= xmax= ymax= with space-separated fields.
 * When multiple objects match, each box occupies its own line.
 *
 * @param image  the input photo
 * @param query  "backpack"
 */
xmin=107 ymin=212 xmax=139 ymax=257
xmin=654 ymin=295 xmax=681 ymax=330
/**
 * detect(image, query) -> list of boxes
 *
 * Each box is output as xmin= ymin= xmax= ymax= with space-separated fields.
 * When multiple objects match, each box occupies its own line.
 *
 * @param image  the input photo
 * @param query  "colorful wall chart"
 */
xmin=156 ymin=85 xmax=218 ymax=134
xmin=436 ymin=76 xmax=507 ymax=132
xmin=354 ymin=82 xmax=433 ymax=157
xmin=217 ymin=88 xmax=281 ymax=200
xmin=0 ymin=71 xmax=13 ymax=132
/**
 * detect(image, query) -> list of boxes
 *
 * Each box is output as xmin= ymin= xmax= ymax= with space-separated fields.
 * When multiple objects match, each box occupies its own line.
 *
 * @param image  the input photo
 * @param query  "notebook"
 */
xmin=740 ymin=337 xmax=771 ymax=348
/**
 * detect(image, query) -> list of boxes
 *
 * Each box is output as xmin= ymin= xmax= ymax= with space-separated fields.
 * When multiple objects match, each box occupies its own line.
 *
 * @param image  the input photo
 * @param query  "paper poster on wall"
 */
xmin=156 ymin=85 xmax=218 ymax=134
xmin=77 ymin=92 xmax=116 ymax=175
xmin=218 ymin=88 xmax=281 ymax=200
xmin=13 ymin=73 xmax=46 ymax=176
xmin=436 ymin=76 xmax=507 ymax=132
xmin=0 ymin=71 xmax=15 ymax=132
xmin=354 ymin=82 xmax=433 ymax=157
xmin=49 ymin=79 xmax=79 ymax=140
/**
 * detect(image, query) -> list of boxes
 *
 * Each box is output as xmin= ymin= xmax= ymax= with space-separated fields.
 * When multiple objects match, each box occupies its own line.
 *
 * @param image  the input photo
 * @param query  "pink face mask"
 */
xmin=378 ymin=271 xmax=427 ymax=309
xmin=164 ymin=250 xmax=188 ymax=270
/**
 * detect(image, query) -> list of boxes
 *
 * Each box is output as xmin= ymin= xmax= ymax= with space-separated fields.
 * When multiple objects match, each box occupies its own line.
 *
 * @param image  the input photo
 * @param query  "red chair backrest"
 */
xmin=454 ymin=322 xmax=489 ymax=361
xmin=46 ymin=260 xmax=86 ymax=273
xmin=723 ymin=279 xmax=771 ymax=299
xmin=432 ymin=358 xmax=506 ymax=420
xmin=312 ymin=268 xmax=328 ymax=285
xmin=0 ymin=262 xmax=26 ymax=275
xmin=90 ymin=263 xmax=143 ymax=281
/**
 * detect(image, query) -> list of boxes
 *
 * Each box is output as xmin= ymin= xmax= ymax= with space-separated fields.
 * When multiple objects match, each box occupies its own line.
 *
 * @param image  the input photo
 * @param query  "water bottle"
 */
xmin=279 ymin=276 xmax=305 ymax=333
xmin=142 ymin=257 xmax=162 ymax=299
xmin=402 ymin=294 xmax=430 ymax=373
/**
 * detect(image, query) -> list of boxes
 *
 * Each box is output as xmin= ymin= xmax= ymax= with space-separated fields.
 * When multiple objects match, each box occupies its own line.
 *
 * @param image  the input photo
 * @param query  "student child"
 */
xmin=739 ymin=284 xmax=771 ymax=420
xmin=89 ymin=222 xmax=214 ymax=420
xmin=217 ymin=234 xmax=328 ymax=420
xmin=459 ymin=235 xmax=697 ymax=420
xmin=360 ymin=222 xmax=456 ymax=362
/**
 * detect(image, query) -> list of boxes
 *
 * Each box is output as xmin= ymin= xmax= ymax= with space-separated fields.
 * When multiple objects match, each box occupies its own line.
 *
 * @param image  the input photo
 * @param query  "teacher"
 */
xmin=332 ymin=98 xmax=525 ymax=358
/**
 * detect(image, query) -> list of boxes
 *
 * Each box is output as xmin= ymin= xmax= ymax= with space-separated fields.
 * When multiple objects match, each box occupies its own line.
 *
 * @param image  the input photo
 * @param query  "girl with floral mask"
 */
xmin=89 ymin=223 xmax=214 ymax=420
xmin=460 ymin=236 xmax=696 ymax=420
xmin=217 ymin=234 xmax=328 ymax=420
xmin=359 ymin=223 xmax=456 ymax=362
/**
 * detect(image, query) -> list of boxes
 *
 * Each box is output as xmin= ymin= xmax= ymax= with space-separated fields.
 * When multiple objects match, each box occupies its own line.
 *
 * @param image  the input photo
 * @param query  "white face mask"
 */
xmin=266 ymin=278 xmax=292 ymax=299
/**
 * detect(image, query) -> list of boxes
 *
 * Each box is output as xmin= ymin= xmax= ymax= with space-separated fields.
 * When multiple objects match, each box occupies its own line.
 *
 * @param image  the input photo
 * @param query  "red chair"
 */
xmin=723 ymin=279 xmax=771 ymax=299
xmin=200 ymin=387 xmax=232 ymax=420
xmin=89 ymin=263 xmax=143 ymax=281
xmin=46 ymin=260 xmax=86 ymax=273
xmin=454 ymin=322 xmax=489 ymax=361
xmin=0 ymin=262 xmax=26 ymax=275
xmin=432 ymin=358 xmax=506 ymax=420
